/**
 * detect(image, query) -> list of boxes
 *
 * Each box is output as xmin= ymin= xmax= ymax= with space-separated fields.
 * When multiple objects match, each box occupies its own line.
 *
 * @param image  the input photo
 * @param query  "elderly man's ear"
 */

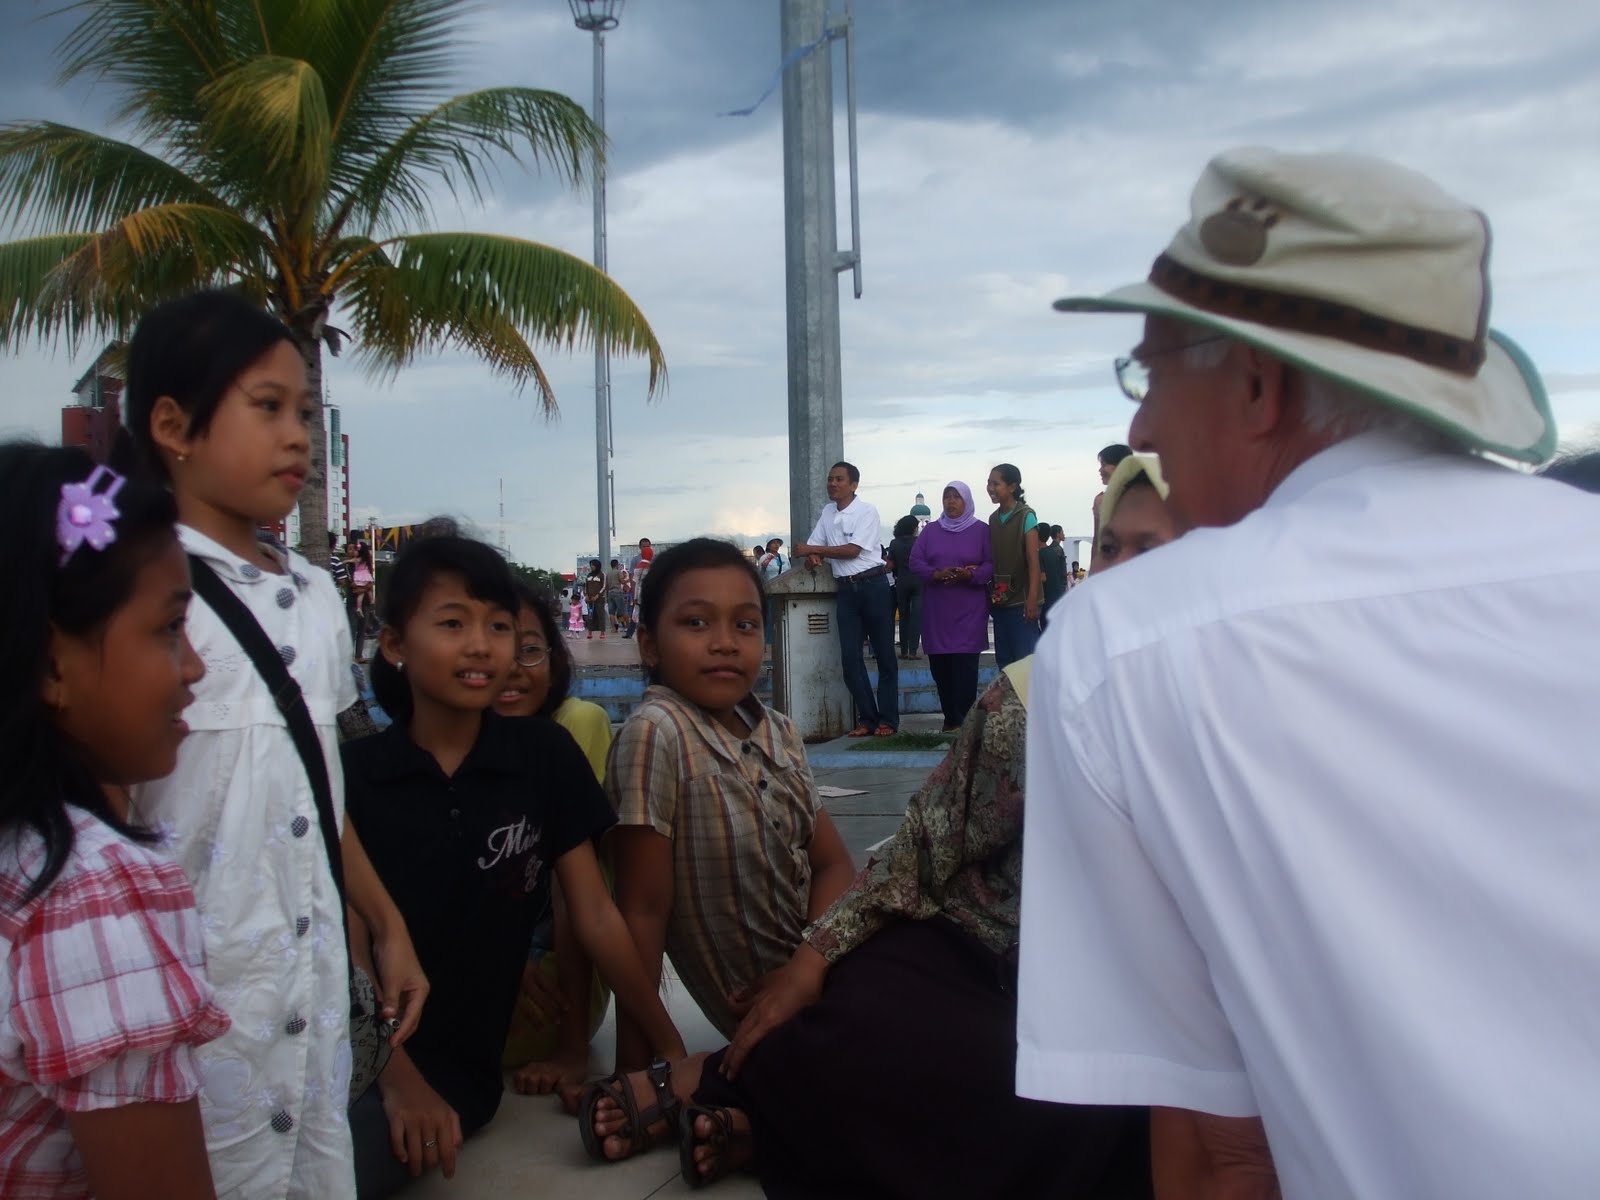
xmin=1239 ymin=348 xmax=1294 ymax=438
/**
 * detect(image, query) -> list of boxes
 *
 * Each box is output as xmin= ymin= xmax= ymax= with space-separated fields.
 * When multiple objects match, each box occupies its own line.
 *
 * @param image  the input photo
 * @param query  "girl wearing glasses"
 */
xmin=494 ymin=584 xmax=617 ymax=1100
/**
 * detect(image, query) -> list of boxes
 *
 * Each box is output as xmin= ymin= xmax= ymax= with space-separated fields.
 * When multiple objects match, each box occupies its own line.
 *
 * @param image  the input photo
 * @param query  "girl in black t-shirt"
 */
xmin=343 ymin=536 xmax=685 ymax=1197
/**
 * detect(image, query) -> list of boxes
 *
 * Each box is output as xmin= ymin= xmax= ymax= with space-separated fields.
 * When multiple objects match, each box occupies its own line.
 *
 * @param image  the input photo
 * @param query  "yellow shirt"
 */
xmin=553 ymin=695 xmax=613 ymax=784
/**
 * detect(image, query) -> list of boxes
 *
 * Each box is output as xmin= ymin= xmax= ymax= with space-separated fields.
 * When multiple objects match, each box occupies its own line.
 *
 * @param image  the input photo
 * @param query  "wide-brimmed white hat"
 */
xmin=1054 ymin=147 xmax=1556 ymax=463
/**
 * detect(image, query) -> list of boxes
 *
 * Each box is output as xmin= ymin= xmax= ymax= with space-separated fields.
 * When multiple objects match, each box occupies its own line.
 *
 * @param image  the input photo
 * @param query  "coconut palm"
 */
xmin=0 ymin=0 xmax=666 ymax=542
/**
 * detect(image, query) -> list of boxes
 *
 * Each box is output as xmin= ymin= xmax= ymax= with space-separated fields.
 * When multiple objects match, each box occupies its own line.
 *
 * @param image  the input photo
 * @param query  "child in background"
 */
xmin=495 ymin=583 xmax=615 ymax=1096
xmin=585 ymin=538 xmax=856 ymax=1159
xmin=345 ymin=537 xmax=685 ymax=1194
xmin=124 ymin=291 xmax=424 ymax=1200
xmin=567 ymin=589 xmax=584 ymax=637
xmin=0 ymin=444 xmax=227 ymax=1200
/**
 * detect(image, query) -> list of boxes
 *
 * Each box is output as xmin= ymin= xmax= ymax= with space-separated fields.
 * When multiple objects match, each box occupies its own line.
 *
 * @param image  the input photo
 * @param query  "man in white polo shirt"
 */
xmin=793 ymin=461 xmax=899 ymax=736
xmin=1017 ymin=147 xmax=1600 ymax=1198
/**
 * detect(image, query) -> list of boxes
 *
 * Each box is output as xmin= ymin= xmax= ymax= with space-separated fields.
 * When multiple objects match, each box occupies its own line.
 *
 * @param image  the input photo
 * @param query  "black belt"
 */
xmin=837 ymin=564 xmax=890 ymax=585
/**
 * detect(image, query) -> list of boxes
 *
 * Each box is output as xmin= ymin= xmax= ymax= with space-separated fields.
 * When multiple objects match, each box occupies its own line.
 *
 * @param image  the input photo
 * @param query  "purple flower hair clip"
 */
xmin=57 ymin=465 xmax=127 ymax=566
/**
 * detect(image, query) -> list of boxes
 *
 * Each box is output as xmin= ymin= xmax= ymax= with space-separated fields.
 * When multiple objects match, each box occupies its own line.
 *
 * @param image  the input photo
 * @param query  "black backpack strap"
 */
xmin=188 ymin=556 xmax=347 ymax=904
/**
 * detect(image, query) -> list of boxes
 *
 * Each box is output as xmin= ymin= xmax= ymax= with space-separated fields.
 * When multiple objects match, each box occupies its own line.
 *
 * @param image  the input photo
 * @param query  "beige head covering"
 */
xmin=1100 ymin=454 xmax=1169 ymax=529
xmin=1054 ymin=147 xmax=1555 ymax=463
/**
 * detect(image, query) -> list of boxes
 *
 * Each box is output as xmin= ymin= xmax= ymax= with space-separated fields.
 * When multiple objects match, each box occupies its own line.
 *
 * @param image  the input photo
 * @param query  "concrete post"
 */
xmin=780 ymin=0 xmax=845 ymax=547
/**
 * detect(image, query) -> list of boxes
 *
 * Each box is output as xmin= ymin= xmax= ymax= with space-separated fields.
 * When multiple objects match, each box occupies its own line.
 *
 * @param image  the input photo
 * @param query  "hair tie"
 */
xmin=56 ymin=465 xmax=126 ymax=566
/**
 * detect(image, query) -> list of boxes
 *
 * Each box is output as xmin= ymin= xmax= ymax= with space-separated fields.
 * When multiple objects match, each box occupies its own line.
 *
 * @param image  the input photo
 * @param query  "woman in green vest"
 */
xmin=985 ymin=463 xmax=1042 ymax=667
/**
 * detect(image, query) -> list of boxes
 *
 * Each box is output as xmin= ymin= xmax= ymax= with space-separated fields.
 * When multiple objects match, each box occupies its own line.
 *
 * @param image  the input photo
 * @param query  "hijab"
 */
xmin=937 ymin=480 xmax=980 ymax=534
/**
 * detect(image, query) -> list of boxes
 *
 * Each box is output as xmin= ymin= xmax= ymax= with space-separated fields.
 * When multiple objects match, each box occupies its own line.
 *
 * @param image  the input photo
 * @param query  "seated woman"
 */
xmin=495 ymin=583 xmax=616 ymax=1093
xmin=583 ymin=539 xmax=857 ymax=1131
xmin=582 ymin=457 xmax=1178 ymax=1199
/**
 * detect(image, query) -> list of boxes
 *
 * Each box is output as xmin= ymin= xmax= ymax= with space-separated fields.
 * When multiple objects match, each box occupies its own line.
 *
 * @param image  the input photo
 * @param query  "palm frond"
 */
xmin=340 ymin=231 xmax=665 ymax=400
xmin=196 ymin=54 xmax=332 ymax=210
xmin=331 ymin=87 xmax=603 ymax=236
xmin=0 ymin=121 xmax=225 ymax=234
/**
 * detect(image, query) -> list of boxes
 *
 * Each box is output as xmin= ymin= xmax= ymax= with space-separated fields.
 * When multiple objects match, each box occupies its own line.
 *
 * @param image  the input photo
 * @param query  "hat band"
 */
xmin=1148 ymin=254 xmax=1485 ymax=377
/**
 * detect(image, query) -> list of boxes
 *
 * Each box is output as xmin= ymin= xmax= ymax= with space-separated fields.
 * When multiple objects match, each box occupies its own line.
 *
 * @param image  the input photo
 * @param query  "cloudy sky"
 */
xmin=3 ymin=0 xmax=1598 ymax=569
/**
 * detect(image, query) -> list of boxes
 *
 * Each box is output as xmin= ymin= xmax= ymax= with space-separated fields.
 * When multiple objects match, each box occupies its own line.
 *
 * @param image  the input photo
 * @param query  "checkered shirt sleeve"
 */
xmin=1 ymin=829 xmax=231 ymax=1112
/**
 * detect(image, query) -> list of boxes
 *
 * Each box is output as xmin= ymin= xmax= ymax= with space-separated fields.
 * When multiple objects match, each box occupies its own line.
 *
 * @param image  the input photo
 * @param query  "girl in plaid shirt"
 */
xmin=0 ymin=443 xmax=229 ymax=1200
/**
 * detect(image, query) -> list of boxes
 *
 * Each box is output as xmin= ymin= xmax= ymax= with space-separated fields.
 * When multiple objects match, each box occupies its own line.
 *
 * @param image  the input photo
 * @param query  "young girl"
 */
xmin=350 ymin=541 xmax=376 ymax=660
xmin=585 ymin=538 xmax=856 ymax=1159
xmin=566 ymin=589 xmax=584 ymax=637
xmin=124 ymin=290 xmax=424 ymax=1200
xmin=986 ymin=462 xmax=1043 ymax=668
xmin=495 ymin=583 xmax=615 ymax=1085
xmin=0 ymin=443 xmax=227 ymax=1200
xmin=583 ymin=559 xmax=606 ymax=640
xmin=345 ymin=536 xmax=685 ymax=1194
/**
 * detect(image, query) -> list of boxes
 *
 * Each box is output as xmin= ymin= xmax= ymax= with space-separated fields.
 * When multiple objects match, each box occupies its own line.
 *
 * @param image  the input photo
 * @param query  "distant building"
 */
xmin=909 ymin=491 xmax=932 ymax=529
xmin=61 ymin=343 xmax=127 ymax=464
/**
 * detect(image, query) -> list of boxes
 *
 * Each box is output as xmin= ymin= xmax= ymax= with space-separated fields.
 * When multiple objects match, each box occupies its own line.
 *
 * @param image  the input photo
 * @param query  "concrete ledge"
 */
xmin=806 ymin=748 xmax=947 ymax=769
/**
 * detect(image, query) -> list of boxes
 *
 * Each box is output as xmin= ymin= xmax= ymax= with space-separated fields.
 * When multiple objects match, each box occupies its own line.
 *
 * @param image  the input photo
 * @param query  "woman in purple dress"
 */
xmin=910 ymin=481 xmax=993 ymax=730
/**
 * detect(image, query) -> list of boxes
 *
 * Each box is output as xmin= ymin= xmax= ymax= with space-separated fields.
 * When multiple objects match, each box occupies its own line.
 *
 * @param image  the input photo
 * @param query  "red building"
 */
xmin=62 ymin=344 xmax=127 ymax=464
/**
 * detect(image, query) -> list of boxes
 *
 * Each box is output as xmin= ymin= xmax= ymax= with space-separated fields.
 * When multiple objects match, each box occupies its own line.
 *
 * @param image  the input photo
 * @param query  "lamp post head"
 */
xmin=569 ymin=0 xmax=622 ymax=31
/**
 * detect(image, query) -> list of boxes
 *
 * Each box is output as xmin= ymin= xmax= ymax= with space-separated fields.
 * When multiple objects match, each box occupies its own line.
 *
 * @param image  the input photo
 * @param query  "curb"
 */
xmin=806 ymin=750 xmax=946 ymax=770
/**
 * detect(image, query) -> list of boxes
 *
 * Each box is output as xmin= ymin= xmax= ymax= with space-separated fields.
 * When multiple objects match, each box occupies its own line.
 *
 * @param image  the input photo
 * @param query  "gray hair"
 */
xmin=1179 ymin=337 xmax=1462 ymax=450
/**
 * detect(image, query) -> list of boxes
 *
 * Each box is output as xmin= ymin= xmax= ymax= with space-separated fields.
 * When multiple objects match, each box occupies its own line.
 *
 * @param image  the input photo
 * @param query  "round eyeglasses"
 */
xmin=1113 ymin=335 xmax=1227 ymax=402
xmin=515 ymin=645 xmax=550 ymax=669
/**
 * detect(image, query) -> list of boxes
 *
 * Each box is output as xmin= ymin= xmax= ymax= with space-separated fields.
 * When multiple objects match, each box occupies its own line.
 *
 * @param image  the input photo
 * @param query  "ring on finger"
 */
xmin=423 ymin=1138 xmax=438 ymax=1149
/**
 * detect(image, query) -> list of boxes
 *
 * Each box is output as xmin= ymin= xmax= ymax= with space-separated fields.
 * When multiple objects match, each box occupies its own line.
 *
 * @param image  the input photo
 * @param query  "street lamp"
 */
xmin=569 ymin=0 xmax=623 ymax=567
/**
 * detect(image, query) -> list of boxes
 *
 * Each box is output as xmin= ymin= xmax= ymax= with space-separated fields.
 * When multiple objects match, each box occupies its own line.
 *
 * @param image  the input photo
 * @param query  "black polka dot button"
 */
xmin=240 ymin=564 xmax=262 ymax=579
xmin=275 ymin=588 xmax=295 ymax=609
xmin=295 ymin=915 xmax=310 ymax=937
xmin=278 ymin=645 xmax=297 ymax=666
xmin=270 ymin=1109 xmax=294 ymax=1133
xmin=285 ymin=1015 xmax=307 ymax=1036
xmin=290 ymin=815 xmax=309 ymax=838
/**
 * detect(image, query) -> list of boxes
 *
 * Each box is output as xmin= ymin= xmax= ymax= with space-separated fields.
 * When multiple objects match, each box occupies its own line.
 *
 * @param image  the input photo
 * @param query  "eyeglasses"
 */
xmin=515 ymin=645 xmax=549 ymax=669
xmin=1113 ymin=335 xmax=1227 ymax=402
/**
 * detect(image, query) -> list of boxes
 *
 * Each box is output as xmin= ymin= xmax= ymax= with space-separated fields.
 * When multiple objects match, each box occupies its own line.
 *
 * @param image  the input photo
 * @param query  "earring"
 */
xmin=396 ymin=661 xmax=404 ymax=672
xmin=176 ymin=453 xmax=188 ymax=464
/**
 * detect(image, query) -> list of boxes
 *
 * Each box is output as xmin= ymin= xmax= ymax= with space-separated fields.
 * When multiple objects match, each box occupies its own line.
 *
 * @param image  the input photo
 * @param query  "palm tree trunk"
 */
xmin=293 ymin=331 xmax=329 ymax=553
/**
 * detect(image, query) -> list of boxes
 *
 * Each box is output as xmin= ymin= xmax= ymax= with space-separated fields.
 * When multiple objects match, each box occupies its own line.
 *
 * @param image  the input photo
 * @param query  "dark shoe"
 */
xmin=679 ymin=1104 xmax=751 ymax=1189
xmin=578 ymin=1061 xmax=681 ymax=1163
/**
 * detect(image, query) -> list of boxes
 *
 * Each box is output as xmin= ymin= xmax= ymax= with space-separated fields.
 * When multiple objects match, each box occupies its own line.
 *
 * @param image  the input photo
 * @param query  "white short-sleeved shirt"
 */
xmin=132 ymin=526 xmax=359 ymax=1200
xmin=806 ymin=497 xmax=884 ymax=578
xmin=1017 ymin=434 xmax=1600 ymax=1200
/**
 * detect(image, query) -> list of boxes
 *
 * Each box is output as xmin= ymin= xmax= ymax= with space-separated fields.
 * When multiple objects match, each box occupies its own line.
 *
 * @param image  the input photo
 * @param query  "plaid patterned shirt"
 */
xmin=0 ymin=809 xmax=230 ymax=1200
xmin=607 ymin=685 xmax=819 ymax=1037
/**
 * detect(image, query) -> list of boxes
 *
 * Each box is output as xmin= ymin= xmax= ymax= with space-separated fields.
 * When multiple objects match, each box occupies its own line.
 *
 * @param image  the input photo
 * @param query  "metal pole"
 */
xmin=592 ymin=28 xmax=613 ymax=567
xmin=781 ymin=0 xmax=844 ymax=547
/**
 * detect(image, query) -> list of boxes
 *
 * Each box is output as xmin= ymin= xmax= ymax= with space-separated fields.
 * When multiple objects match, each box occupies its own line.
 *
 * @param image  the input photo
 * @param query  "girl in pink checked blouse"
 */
xmin=0 ymin=443 xmax=229 ymax=1200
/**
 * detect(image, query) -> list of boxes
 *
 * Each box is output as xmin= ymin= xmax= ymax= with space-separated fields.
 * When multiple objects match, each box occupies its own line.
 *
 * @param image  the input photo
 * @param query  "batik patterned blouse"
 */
xmin=805 ymin=664 xmax=1028 ymax=963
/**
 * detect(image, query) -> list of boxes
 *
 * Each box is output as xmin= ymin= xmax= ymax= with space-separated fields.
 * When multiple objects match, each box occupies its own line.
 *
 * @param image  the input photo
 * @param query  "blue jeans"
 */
xmin=835 ymin=575 xmax=899 ymax=730
xmin=990 ymin=604 xmax=1039 ymax=669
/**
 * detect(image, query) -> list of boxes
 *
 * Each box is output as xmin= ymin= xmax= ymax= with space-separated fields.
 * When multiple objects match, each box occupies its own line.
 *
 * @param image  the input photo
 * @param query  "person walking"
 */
xmin=793 ymin=462 xmax=898 ymax=737
xmin=583 ymin=559 xmax=605 ymax=640
xmin=985 ymin=464 xmax=1042 ymax=668
xmin=887 ymin=515 xmax=924 ymax=659
xmin=909 ymin=482 xmax=993 ymax=731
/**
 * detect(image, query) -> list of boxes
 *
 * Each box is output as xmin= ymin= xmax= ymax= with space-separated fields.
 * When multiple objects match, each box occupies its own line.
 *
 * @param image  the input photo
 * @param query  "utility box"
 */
xmin=769 ymin=564 xmax=852 ymax=742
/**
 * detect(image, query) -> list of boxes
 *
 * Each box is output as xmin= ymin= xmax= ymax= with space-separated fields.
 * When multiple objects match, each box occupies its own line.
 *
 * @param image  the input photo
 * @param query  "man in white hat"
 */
xmin=1016 ymin=147 xmax=1599 ymax=1198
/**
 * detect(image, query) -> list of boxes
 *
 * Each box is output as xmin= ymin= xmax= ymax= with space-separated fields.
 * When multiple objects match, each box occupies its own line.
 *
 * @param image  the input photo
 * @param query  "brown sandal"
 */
xmin=578 ymin=1059 xmax=681 ymax=1163
xmin=678 ymin=1103 xmax=750 ymax=1188
xmin=846 ymin=724 xmax=874 ymax=738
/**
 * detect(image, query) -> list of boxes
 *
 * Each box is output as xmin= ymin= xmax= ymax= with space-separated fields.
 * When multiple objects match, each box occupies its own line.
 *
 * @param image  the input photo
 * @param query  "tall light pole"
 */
xmin=570 ymin=0 xmax=622 ymax=567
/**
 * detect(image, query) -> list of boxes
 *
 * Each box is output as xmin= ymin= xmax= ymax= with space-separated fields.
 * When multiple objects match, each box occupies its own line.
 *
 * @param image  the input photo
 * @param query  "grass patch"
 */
xmin=849 ymin=731 xmax=956 ymax=752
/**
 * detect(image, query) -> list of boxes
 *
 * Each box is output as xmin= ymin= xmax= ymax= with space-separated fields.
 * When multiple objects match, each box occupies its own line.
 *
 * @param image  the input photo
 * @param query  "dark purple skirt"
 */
xmin=692 ymin=918 xmax=1151 ymax=1200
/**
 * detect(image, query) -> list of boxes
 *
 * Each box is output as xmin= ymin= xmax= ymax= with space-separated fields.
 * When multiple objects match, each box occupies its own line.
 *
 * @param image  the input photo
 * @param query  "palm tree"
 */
xmin=0 ymin=0 xmax=666 ymax=543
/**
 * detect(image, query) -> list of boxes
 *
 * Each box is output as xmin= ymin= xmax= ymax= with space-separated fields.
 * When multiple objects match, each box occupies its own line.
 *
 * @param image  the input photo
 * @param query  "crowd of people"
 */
xmin=1 ymin=144 xmax=1596 ymax=1200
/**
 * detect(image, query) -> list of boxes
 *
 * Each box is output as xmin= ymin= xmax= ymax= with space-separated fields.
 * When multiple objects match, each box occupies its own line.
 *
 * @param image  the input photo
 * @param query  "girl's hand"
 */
xmin=371 ymin=927 xmax=430 ymax=1045
xmin=1024 ymin=596 xmax=1040 ymax=622
xmin=511 ymin=1050 xmax=590 ymax=1114
xmin=379 ymin=1054 xmax=464 ymax=1179
xmin=722 ymin=945 xmax=828 ymax=1081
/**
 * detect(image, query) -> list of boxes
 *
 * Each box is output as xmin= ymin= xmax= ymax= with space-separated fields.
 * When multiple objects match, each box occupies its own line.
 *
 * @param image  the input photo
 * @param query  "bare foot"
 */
xmin=588 ymin=1053 xmax=709 ymax=1162
xmin=689 ymin=1106 xmax=754 ymax=1180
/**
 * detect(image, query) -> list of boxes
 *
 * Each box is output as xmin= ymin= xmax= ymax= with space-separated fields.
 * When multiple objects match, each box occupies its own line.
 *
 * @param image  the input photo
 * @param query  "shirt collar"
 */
xmin=180 ymin=524 xmax=299 ymax=588
xmin=365 ymin=710 xmax=525 ymax=782
xmin=643 ymin=684 xmax=784 ymax=766
xmin=1265 ymin=431 xmax=1443 ymax=512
